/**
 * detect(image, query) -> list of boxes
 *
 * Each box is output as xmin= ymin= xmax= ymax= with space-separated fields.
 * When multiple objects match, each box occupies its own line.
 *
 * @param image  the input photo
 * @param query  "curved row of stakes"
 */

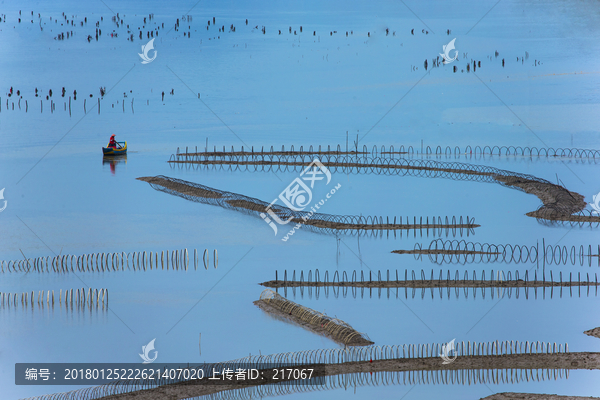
xmin=0 ymin=288 xmax=108 ymax=308
xmin=0 ymin=248 xmax=218 ymax=273
xmin=170 ymin=159 xmax=600 ymax=228
xmin=167 ymin=152 xmax=600 ymax=226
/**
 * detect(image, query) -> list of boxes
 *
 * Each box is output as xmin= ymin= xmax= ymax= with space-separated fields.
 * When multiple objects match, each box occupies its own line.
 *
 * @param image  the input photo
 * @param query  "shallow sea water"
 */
xmin=1 ymin=0 xmax=600 ymax=398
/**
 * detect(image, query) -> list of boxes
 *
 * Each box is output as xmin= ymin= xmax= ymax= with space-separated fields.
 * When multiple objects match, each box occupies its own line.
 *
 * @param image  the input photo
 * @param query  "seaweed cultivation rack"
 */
xmin=171 ymin=143 xmax=600 ymax=161
xmin=264 ymin=269 xmax=599 ymax=300
xmin=394 ymin=239 xmax=600 ymax=267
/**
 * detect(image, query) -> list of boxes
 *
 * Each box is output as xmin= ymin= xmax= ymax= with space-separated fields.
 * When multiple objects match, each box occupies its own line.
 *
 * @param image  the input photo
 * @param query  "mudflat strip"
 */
xmin=392 ymin=249 xmax=500 ymax=255
xmin=253 ymin=296 xmax=373 ymax=346
xmin=481 ymin=393 xmax=600 ymax=400
xmin=138 ymin=176 xmax=475 ymax=232
xmin=88 ymin=353 xmax=600 ymax=400
xmin=260 ymin=279 xmax=599 ymax=289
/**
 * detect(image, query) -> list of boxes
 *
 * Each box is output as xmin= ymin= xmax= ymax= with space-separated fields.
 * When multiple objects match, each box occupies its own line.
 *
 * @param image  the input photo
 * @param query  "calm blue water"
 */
xmin=1 ymin=0 xmax=600 ymax=398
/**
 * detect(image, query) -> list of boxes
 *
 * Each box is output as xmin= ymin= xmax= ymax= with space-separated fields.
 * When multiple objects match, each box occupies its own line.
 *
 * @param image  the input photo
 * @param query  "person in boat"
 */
xmin=108 ymin=134 xmax=119 ymax=148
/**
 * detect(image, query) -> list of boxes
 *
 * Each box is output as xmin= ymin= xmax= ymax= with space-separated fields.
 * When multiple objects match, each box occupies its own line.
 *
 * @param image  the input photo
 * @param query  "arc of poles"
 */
xmin=167 ymin=152 xmax=600 ymax=227
xmin=163 ymin=152 xmax=600 ymax=226
xmin=0 ymin=248 xmax=218 ymax=273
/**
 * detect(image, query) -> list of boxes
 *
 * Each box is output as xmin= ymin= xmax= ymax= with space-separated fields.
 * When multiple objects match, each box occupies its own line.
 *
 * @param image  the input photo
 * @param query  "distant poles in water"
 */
xmin=3 ymin=85 xmax=167 ymax=116
xmin=0 ymin=288 xmax=109 ymax=309
xmin=0 ymin=248 xmax=219 ymax=273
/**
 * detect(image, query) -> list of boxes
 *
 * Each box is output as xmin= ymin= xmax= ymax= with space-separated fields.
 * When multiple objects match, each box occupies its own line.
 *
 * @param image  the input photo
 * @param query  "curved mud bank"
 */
xmin=167 ymin=157 xmax=600 ymax=225
xmin=494 ymin=175 xmax=591 ymax=222
xmin=137 ymin=176 xmax=477 ymax=234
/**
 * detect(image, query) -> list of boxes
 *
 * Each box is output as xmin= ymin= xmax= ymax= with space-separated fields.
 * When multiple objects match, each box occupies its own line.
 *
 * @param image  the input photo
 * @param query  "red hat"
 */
xmin=110 ymin=134 xmax=116 ymax=137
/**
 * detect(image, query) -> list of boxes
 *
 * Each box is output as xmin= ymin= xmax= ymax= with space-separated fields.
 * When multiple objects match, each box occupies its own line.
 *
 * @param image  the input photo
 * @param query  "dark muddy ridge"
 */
xmin=167 ymin=155 xmax=599 ymax=225
xmin=137 ymin=176 xmax=478 ymax=236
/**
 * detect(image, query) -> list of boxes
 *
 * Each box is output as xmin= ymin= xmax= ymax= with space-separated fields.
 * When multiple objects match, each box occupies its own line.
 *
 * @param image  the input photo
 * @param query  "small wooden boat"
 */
xmin=102 ymin=141 xmax=127 ymax=155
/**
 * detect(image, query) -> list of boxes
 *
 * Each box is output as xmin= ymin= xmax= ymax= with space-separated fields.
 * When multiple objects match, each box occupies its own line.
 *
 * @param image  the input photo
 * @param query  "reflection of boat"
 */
xmin=103 ymin=154 xmax=127 ymax=175
xmin=102 ymin=141 xmax=127 ymax=155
